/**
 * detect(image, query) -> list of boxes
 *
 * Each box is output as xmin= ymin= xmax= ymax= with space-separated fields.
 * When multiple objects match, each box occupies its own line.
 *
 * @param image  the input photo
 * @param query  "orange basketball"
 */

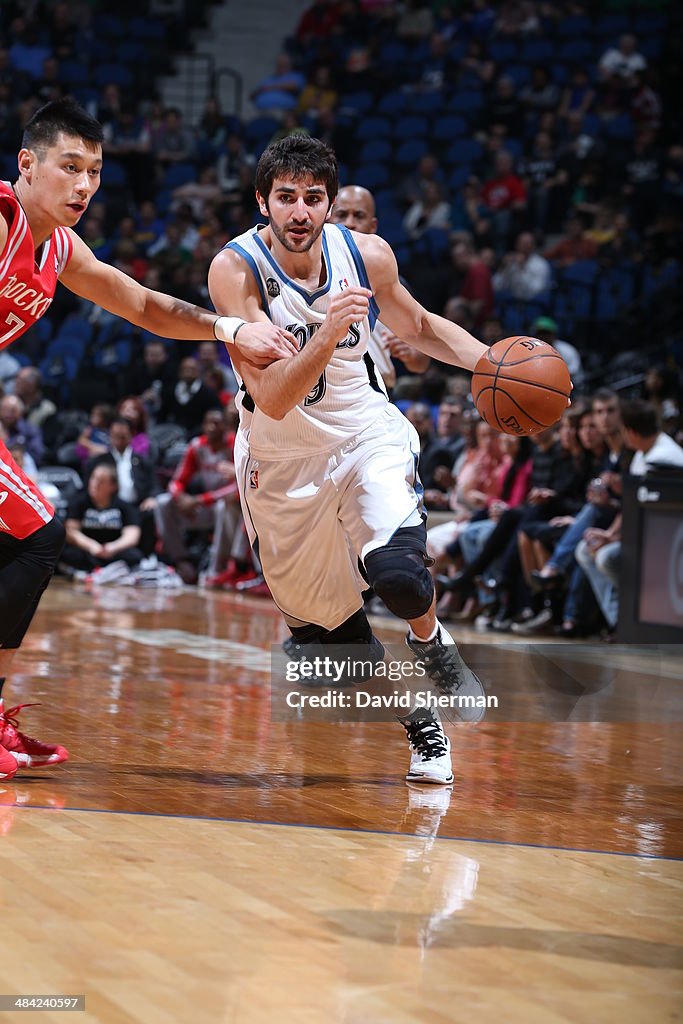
xmin=471 ymin=337 xmax=572 ymax=436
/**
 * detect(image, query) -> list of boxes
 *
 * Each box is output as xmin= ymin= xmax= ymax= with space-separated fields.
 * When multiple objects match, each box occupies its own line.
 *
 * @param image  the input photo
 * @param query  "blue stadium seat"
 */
xmin=447 ymin=165 xmax=474 ymax=192
xmin=93 ymin=13 xmax=126 ymax=37
xmin=557 ymin=15 xmax=591 ymax=37
xmin=502 ymin=64 xmax=532 ymax=87
xmin=130 ymin=17 xmax=166 ymax=39
xmin=356 ymin=116 xmax=393 ymax=141
xmin=432 ymin=115 xmax=468 ymax=142
xmin=354 ymin=164 xmax=390 ymax=190
xmin=101 ymin=161 xmax=128 ymax=189
xmin=377 ymin=40 xmax=409 ymax=69
xmin=377 ymin=92 xmax=410 ymax=116
xmin=445 ymin=139 xmax=483 ymax=165
xmin=603 ymin=114 xmax=634 ymax=143
xmin=448 ymin=92 xmax=485 ymax=117
xmin=489 ymin=40 xmax=518 ymax=63
xmin=338 ymin=91 xmax=374 ymax=116
xmin=358 ymin=140 xmax=392 ymax=163
xmin=558 ymin=40 xmax=594 ymax=63
xmin=594 ymin=267 xmax=635 ymax=322
xmin=594 ymin=14 xmax=631 ymax=37
xmin=117 ymin=40 xmax=148 ymax=63
xmin=394 ymin=139 xmax=429 ymax=165
xmin=640 ymin=261 xmax=680 ymax=306
xmin=245 ymin=117 xmax=280 ymax=143
xmin=60 ymin=60 xmax=90 ymax=86
xmin=162 ymin=161 xmax=197 ymax=190
xmin=639 ymin=37 xmax=662 ymax=60
xmin=520 ymin=40 xmax=556 ymax=64
xmin=408 ymin=92 xmax=443 ymax=115
xmin=392 ymin=116 xmax=430 ymax=140
xmin=94 ymin=63 xmax=133 ymax=88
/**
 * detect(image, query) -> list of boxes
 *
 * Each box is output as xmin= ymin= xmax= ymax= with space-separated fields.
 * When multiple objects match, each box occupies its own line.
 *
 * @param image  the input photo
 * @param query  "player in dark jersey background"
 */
xmin=0 ymin=98 xmax=297 ymax=781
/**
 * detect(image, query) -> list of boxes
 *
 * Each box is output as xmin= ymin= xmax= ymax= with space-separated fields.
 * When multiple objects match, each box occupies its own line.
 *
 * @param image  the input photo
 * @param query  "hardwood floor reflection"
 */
xmin=5 ymin=582 xmax=681 ymax=859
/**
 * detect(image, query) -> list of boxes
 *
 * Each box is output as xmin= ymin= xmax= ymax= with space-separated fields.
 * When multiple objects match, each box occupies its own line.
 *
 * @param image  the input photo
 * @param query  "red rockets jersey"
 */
xmin=0 ymin=181 xmax=73 ymax=351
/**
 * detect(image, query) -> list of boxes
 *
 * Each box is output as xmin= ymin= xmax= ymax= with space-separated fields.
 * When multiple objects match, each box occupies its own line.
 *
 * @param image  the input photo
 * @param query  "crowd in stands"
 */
xmin=0 ymin=0 xmax=681 ymax=634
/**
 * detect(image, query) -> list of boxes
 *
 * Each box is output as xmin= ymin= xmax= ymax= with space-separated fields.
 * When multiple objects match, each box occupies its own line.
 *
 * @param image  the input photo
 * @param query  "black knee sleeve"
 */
xmin=0 ymin=517 xmax=65 ymax=649
xmin=286 ymin=609 xmax=384 ymax=685
xmin=364 ymin=524 xmax=434 ymax=620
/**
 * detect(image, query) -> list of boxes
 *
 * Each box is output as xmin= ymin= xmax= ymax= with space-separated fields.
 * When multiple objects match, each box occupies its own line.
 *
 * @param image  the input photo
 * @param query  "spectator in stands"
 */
xmin=598 ymin=210 xmax=639 ymax=265
xmin=621 ymin=398 xmax=683 ymax=473
xmin=0 ymin=346 xmax=21 ymax=394
xmin=481 ymin=150 xmax=527 ymax=254
xmin=36 ymin=56 xmax=63 ymax=104
xmin=126 ymin=339 xmax=177 ymax=420
xmin=155 ymin=107 xmax=196 ymax=165
xmin=544 ymin=213 xmax=598 ymax=266
xmin=251 ymin=54 xmax=305 ymax=114
xmin=147 ymin=408 xmax=246 ymax=587
xmin=396 ymin=0 xmax=435 ymax=40
xmin=558 ymin=112 xmax=605 ymax=185
xmin=598 ymin=34 xmax=647 ymax=91
xmin=397 ymin=153 xmax=445 ymax=211
xmin=13 ymin=367 xmax=57 ymax=429
xmin=621 ymin=127 xmax=663 ymax=231
xmin=89 ymin=417 xmax=158 ymax=509
xmin=217 ymin=133 xmax=256 ymax=202
xmin=403 ymin=180 xmax=451 ymax=239
xmin=421 ymin=396 xmax=467 ymax=509
xmin=450 ymin=238 xmax=495 ymax=328
xmin=160 ymin=355 xmax=222 ymax=436
xmin=558 ymin=67 xmax=596 ymax=122
xmin=494 ymin=1 xmax=539 ymax=36
xmin=486 ymin=76 xmax=525 ymax=139
xmin=493 ymin=230 xmax=552 ymax=300
xmin=62 ymin=463 xmax=142 ymax=575
xmin=196 ymin=340 xmax=238 ymax=396
xmin=529 ymin=317 xmax=585 ymax=392
xmin=519 ymin=68 xmax=560 ymax=124
xmin=116 ymin=397 xmax=151 ymax=458
xmin=520 ymin=130 xmax=568 ymax=234
xmin=575 ymin=400 xmax=683 ymax=637
xmin=75 ymin=403 xmax=115 ymax=467
xmin=450 ymin=176 xmax=492 ymax=246
xmin=630 ymin=70 xmax=662 ymax=133
xmin=0 ymin=395 xmax=43 ymax=465
xmin=195 ymin=96 xmax=227 ymax=160
xmin=297 ymin=66 xmax=337 ymax=121
xmin=460 ymin=39 xmax=496 ymax=89
xmin=295 ymin=0 xmax=343 ymax=47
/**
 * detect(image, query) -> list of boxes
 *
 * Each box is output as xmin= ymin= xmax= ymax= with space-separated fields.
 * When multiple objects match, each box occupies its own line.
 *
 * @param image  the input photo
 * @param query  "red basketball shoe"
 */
xmin=0 ymin=701 xmax=69 ymax=769
xmin=201 ymin=560 xmax=243 ymax=589
xmin=0 ymin=746 xmax=18 ymax=781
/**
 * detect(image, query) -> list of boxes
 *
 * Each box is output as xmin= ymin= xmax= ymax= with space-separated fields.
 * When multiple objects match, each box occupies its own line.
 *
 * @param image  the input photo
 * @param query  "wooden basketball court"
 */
xmin=0 ymin=582 xmax=680 ymax=1023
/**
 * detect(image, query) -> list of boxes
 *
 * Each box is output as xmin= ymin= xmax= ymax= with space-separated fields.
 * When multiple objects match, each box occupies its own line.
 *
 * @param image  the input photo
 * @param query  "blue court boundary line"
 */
xmin=10 ymin=804 xmax=682 ymax=863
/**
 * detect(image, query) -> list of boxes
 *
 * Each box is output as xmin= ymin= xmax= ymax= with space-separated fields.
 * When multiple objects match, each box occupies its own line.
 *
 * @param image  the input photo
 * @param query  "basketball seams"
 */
xmin=472 ymin=372 xmax=570 ymax=399
xmin=474 ymin=336 xmax=571 ymax=435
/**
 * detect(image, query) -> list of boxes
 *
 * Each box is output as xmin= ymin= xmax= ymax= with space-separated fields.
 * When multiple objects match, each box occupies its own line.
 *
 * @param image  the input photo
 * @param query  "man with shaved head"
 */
xmin=330 ymin=185 xmax=429 ymax=390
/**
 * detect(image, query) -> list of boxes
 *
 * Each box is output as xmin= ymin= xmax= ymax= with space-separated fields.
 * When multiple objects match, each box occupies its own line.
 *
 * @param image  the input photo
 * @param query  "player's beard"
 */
xmin=270 ymin=217 xmax=325 ymax=253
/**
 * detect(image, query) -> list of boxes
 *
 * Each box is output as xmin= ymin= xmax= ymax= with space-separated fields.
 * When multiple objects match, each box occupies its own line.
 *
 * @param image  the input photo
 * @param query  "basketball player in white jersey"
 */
xmin=329 ymin=185 xmax=429 ymax=390
xmin=208 ymin=136 xmax=488 ymax=785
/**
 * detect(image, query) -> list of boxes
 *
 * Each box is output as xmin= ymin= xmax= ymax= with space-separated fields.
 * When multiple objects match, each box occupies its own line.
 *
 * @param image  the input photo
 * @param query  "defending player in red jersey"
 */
xmin=0 ymin=98 xmax=297 ymax=781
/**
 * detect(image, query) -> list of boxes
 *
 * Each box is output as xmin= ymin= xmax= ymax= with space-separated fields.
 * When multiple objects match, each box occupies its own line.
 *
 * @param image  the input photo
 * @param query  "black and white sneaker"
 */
xmin=400 ymin=708 xmax=454 ymax=785
xmin=406 ymin=625 xmax=487 ymax=723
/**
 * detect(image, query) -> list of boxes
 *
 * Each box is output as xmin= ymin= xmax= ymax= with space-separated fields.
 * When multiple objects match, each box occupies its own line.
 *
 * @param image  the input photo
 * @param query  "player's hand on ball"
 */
xmin=235 ymin=322 xmax=299 ymax=366
xmin=322 ymin=287 xmax=371 ymax=345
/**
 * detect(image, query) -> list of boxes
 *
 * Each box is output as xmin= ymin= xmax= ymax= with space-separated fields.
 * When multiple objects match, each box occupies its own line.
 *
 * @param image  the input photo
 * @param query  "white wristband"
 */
xmin=214 ymin=316 xmax=246 ymax=346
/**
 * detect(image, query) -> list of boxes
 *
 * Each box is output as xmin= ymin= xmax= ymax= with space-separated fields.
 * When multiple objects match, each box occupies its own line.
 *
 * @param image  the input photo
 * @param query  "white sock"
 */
xmin=408 ymin=617 xmax=456 ymax=645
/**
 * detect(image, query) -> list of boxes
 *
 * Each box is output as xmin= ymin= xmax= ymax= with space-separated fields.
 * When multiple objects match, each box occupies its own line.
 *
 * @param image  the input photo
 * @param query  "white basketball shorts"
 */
xmin=234 ymin=404 xmax=424 ymax=630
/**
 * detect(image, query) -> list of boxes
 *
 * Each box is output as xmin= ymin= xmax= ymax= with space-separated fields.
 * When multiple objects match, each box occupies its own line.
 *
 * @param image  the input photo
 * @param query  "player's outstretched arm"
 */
xmin=208 ymin=248 xmax=371 ymax=420
xmin=357 ymin=233 xmax=487 ymax=372
xmin=59 ymin=230 xmax=297 ymax=366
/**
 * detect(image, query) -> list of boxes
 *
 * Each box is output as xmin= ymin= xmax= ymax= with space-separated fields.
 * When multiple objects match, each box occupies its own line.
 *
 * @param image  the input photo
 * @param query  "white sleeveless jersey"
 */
xmin=225 ymin=223 xmax=389 ymax=459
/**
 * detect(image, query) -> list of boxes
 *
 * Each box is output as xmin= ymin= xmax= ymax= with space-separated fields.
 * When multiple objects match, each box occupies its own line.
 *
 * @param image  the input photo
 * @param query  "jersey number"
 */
xmin=0 ymin=312 xmax=26 ymax=349
xmin=304 ymin=372 xmax=326 ymax=406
